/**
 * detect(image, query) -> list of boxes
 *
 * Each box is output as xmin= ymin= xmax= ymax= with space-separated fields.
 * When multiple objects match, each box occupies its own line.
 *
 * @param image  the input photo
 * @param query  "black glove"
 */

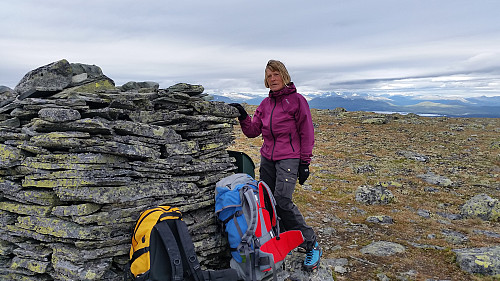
xmin=298 ymin=163 xmax=310 ymax=185
xmin=229 ymin=103 xmax=248 ymax=121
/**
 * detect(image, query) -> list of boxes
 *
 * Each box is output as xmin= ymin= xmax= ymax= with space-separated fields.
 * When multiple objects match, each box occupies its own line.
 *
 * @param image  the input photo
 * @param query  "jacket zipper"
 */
xmin=270 ymin=99 xmax=277 ymax=161
xmin=289 ymin=133 xmax=295 ymax=152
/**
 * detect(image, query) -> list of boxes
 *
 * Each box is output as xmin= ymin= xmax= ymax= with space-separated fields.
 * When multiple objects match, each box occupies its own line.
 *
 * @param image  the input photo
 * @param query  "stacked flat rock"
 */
xmin=0 ymin=60 xmax=240 ymax=281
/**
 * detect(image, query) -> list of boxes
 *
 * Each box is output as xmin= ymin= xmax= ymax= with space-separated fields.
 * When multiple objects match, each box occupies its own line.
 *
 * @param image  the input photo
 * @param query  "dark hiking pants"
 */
xmin=259 ymin=156 xmax=316 ymax=250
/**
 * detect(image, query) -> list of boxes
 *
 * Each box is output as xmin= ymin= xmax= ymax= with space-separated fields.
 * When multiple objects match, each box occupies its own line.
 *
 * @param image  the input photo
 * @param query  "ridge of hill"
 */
xmin=210 ymin=93 xmax=500 ymax=118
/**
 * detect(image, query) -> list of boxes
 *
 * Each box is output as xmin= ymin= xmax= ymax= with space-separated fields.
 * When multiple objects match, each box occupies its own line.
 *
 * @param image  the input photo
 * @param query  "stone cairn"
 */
xmin=0 ymin=60 xmax=240 ymax=280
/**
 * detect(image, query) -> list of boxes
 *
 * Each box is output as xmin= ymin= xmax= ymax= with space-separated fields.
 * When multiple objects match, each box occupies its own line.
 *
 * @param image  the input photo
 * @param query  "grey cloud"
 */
xmin=1 ymin=0 xmax=500 ymax=97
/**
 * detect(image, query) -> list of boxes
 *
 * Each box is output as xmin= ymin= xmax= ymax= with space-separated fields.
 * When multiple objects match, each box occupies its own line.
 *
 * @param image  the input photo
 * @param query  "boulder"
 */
xmin=14 ymin=59 xmax=73 ymax=100
xmin=366 ymin=215 xmax=394 ymax=224
xmin=38 ymin=108 xmax=82 ymax=123
xmin=460 ymin=193 xmax=499 ymax=222
xmin=417 ymin=172 xmax=453 ymax=187
xmin=120 ymin=81 xmax=159 ymax=92
xmin=70 ymin=63 xmax=111 ymax=86
xmin=396 ymin=150 xmax=430 ymax=162
xmin=453 ymin=246 xmax=500 ymax=276
xmin=442 ymin=229 xmax=468 ymax=244
xmin=355 ymin=184 xmax=394 ymax=205
xmin=0 ymin=86 xmax=16 ymax=105
xmin=167 ymin=82 xmax=204 ymax=96
xmin=360 ymin=241 xmax=405 ymax=256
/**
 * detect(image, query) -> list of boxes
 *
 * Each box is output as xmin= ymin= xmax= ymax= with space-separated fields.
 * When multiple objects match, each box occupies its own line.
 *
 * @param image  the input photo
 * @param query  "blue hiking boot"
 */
xmin=303 ymin=242 xmax=322 ymax=271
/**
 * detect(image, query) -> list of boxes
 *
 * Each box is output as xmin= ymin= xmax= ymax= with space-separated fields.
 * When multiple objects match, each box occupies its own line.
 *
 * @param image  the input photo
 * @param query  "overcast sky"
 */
xmin=1 ymin=0 xmax=499 ymax=98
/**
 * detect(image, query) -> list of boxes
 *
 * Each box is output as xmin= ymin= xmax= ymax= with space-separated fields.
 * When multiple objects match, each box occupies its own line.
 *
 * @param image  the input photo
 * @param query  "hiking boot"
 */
xmin=303 ymin=242 xmax=322 ymax=271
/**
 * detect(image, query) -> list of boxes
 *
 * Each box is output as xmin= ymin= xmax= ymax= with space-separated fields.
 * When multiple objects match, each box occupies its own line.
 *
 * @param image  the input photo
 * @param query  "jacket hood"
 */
xmin=269 ymin=82 xmax=296 ymax=98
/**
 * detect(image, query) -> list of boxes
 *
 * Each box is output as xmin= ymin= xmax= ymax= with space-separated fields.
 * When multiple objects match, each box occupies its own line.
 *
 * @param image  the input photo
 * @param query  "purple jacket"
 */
xmin=240 ymin=83 xmax=314 ymax=164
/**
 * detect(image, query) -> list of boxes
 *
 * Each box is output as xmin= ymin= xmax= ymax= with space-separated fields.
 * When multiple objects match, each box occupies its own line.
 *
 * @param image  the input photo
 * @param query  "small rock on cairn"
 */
xmin=0 ymin=59 xmax=241 ymax=280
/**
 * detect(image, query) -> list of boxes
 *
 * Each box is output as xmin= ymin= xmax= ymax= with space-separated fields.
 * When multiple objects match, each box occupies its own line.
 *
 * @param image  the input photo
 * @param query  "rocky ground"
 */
xmin=229 ymin=105 xmax=500 ymax=281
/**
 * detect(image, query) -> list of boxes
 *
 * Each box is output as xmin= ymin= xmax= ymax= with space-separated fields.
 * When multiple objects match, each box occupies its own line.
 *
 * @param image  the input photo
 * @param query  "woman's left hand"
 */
xmin=298 ymin=163 xmax=309 ymax=185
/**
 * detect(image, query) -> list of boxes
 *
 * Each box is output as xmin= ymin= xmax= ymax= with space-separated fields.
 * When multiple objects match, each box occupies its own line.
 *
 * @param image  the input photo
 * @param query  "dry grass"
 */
xmin=229 ymin=105 xmax=500 ymax=281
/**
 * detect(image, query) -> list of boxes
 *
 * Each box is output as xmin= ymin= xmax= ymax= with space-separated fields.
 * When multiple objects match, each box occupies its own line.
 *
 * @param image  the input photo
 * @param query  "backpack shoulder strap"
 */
xmin=154 ymin=222 xmax=184 ymax=281
xmin=240 ymin=185 xmax=259 ymax=245
xmin=258 ymin=181 xmax=278 ymax=228
xmin=171 ymin=219 xmax=206 ymax=281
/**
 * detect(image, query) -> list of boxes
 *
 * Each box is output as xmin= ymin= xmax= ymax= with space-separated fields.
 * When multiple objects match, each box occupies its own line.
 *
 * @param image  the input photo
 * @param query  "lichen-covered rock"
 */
xmin=0 ymin=179 xmax=22 ymax=193
xmin=112 ymin=120 xmax=182 ymax=141
xmin=366 ymin=215 xmax=394 ymax=224
xmin=38 ymin=108 xmax=81 ymax=123
xmin=10 ymin=256 xmax=51 ymax=274
xmin=15 ymin=216 xmax=131 ymax=240
xmin=120 ymin=81 xmax=159 ymax=92
xmin=355 ymin=184 xmax=394 ymax=205
xmin=442 ymin=229 xmax=469 ymax=244
xmin=51 ymin=203 xmax=102 ymax=217
xmin=51 ymin=255 xmax=113 ymax=281
xmin=51 ymin=243 xmax=129 ymax=263
xmin=167 ymin=83 xmax=204 ymax=96
xmin=0 ymin=86 xmax=16 ymax=103
xmin=13 ymin=241 xmax=52 ymax=261
xmin=0 ymin=201 xmax=52 ymax=216
xmin=0 ymin=240 xmax=15 ymax=256
xmin=14 ymin=59 xmax=73 ymax=100
xmin=362 ymin=117 xmax=387 ymax=124
xmin=0 ymin=144 xmax=22 ymax=168
xmin=70 ymin=63 xmax=110 ymax=87
xmin=275 ymin=249 xmax=335 ymax=281
xmin=460 ymin=193 xmax=499 ymax=222
xmin=3 ymin=189 xmax=60 ymax=206
xmin=31 ymin=118 xmax=113 ymax=134
xmin=54 ymin=181 xmax=199 ymax=204
xmin=190 ymin=100 xmax=241 ymax=118
xmin=453 ymin=246 xmax=500 ymax=276
xmin=64 ymin=78 xmax=115 ymax=94
xmin=360 ymin=241 xmax=406 ymax=256
xmin=417 ymin=172 xmax=453 ymax=187
xmin=396 ymin=150 xmax=430 ymax=162
xmin=0 ymin=117 xmax=21 ymax=128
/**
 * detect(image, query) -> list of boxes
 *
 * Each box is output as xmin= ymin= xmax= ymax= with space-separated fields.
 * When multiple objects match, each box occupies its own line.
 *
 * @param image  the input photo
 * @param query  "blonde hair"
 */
xmin=264 ymin=60 xmax=291 ymax=88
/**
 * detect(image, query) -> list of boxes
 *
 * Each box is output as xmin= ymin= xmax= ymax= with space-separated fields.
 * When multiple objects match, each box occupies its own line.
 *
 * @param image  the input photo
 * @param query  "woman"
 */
xmin=229 ymin=59 xmax=322 ymax=271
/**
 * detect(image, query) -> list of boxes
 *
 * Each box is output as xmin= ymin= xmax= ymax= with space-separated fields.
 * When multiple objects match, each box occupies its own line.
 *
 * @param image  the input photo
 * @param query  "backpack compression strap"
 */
xmin=154 ymin=222 xmax=184 ymax=281
xmin=202 ymin=269 xmax=239 ymax=281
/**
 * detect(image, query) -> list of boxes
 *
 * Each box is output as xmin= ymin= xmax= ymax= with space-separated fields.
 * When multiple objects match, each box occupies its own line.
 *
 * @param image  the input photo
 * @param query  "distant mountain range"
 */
xmin=210 ymin=92 xmax=500 ymax=118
